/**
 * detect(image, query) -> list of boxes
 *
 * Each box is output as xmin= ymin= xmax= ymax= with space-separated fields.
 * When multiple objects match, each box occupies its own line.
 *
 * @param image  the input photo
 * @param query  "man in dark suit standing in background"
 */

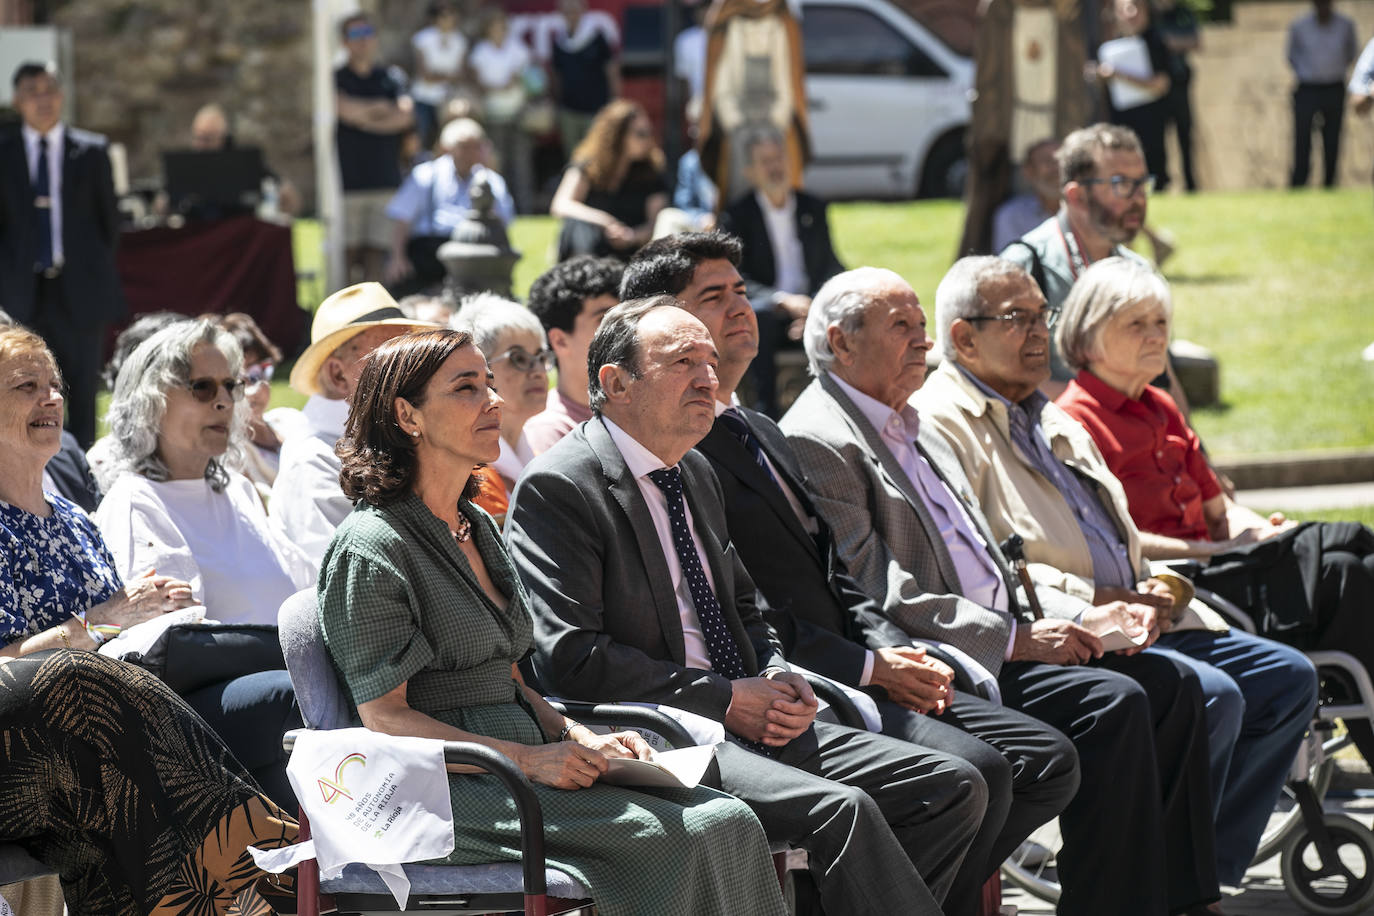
xmin=719 ymin=126 xmax=843 ymax=416
xmin=0 ymin=62 xmax=124 ymax=448
xmin=619 ymin=232 xmax=1079 ymax=916
xmin=506 ymin=296 xmax=987 ymax=916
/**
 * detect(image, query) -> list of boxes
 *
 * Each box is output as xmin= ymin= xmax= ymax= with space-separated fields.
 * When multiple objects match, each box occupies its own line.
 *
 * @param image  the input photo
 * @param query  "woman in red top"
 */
xmin=1054 ymin=256 xmax=1374 ymax=762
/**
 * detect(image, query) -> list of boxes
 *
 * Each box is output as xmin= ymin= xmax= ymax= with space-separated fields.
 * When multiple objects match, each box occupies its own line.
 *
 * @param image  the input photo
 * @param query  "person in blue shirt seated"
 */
xmin=384 ymin=117 xmax=515 ymax=297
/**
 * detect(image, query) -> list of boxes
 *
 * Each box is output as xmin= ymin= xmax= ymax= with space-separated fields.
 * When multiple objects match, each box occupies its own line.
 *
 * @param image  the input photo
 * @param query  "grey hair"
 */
xmin=439 ymin=116 xmax=486 ymax=149
xmin=804 ymin=267 xmax=909 ymax=376
xmin=740 ymin=123 xmax=785 ymax=165
xmin=105 ymin=319 xmax=249 ymax=491
xmin=934 ymin=256 xmax=1034 ymax=362
xmin=452 ymin=291 xmax=547 ymax=360
xmin=1055 ymin=256 xmax=1172 ymax=372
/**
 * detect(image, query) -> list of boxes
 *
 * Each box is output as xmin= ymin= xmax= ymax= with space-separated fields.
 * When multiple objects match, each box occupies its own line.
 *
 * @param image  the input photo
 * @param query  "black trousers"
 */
xmin=877 ymin=692 xmax=1080 ymax=916
xmin=183 ymin=669 xmax=302 ymax=810
xmin=1165 ymin=75 xmax=1198 ymax=191
xmin=1116 ymin=99 xmax=1172 ymax=190
xmin=1292 ymin=82 xmax=1346 ymax=187
xmin=1000 ymin=652 xmax=1218 ymax=916
xmin=707 ymin=719 xmax=986 ymax=915
xmin=31 ymin=273 xmax=103 ymax=450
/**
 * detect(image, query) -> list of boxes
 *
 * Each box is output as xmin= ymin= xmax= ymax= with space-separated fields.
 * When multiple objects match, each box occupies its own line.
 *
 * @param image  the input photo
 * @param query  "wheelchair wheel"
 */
xmin=1279 ymin=813 xmax=1374 ymax=915
xmin=999 ymin=819 xmax=1062 ymax=904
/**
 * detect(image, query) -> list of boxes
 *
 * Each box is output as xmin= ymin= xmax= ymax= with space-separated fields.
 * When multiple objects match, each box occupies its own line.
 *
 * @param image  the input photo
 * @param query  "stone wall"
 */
xmin=55 ymin=0 xmax=317 ymax=209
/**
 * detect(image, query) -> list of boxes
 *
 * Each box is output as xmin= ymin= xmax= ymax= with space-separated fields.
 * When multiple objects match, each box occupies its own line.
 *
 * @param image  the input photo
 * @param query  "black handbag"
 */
xmin=119 ymin=622 xmax=285 ymax=696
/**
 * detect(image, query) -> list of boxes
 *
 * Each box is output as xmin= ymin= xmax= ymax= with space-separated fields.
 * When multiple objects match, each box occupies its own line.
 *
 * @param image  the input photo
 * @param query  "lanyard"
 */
xmin=1054 ymin=209 xmax=1092 ymax=281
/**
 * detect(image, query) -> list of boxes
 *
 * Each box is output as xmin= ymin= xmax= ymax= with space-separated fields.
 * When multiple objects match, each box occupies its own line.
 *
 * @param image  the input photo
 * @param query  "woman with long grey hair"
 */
xmin=93 ymin=319 xmax=312 ymax=807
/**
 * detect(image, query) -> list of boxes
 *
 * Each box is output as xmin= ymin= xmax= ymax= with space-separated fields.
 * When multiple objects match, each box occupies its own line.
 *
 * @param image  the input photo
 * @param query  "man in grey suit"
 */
xmin=779 ymin=267 xmax=1221 ymax=916
xmin=506 ymin=297 xmax=985 ymax=916
xmin=619 ymin=231 xmax=1080 ymax=916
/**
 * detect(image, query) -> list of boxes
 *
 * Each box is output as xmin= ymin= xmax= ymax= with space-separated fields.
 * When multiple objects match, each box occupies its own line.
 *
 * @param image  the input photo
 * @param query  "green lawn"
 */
xmin=286 ymin=188 xmax=1374 ymax=459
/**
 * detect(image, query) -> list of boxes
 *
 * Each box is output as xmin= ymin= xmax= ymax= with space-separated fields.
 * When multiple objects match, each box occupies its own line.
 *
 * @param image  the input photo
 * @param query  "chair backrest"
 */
xmin=278 ymin=588 xmax=352 ymax=730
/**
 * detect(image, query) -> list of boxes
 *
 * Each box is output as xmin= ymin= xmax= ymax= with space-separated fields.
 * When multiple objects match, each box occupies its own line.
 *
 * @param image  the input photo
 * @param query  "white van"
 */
xmin=799 ymin=0 xmax=974 ymax=199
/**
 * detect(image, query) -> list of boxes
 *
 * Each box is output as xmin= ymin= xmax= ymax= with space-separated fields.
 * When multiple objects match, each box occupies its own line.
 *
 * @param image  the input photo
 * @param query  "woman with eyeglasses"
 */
xmin=550 ymin=99 xmax=668 ymax=262
xmin=452 ymin=293 xmax=554 ymax=525
xmin=93 ymin=319 xmax=313 ymax=806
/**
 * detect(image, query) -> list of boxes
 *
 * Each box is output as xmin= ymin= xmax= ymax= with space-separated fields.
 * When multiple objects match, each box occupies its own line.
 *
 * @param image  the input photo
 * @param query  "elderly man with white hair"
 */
xmin=779 ymin=266 xmax=1223 ymax=916
xmin=915 ymin=254 xmax=1317 ymax=890
xmin=384 ymin=117 xmax=516 ymax=296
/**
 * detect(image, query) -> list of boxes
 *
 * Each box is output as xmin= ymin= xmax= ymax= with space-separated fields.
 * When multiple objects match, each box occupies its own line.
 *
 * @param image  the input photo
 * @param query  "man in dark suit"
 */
xmin=618 ymin=232 xmax=1079 ymax=916
xmin=718 ymin=126 xmax=843 ymax=417
xmin=0 ymin=62 xmax=125 ymax=448
xmin=506 ymin=297 xmax=986 ymax=916
xmin=779 ymin=266 xmax=1222 ymax=916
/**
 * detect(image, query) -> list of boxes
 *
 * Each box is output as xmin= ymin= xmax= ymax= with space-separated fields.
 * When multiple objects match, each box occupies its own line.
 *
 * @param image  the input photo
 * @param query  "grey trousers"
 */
xmin=708 ymin=719 xmax=986 ymax=915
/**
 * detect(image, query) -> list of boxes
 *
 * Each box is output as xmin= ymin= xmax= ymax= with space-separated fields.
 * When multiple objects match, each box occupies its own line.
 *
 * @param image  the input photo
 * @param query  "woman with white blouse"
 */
xmin=95 ymin=319 xmax=313 ymax=805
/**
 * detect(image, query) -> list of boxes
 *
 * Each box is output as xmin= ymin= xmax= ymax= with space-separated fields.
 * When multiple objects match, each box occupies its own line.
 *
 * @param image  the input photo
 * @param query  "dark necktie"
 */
xmin=32 ymin=136 xmax=53 ymax=272
xmin=647 ymin=466 xmax=748 ymax=680
xmin=719 ymin=407 xmax=777 ymax=486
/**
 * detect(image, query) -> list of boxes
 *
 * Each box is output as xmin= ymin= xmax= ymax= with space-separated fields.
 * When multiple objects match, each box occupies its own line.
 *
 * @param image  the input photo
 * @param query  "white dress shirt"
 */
xmin=603 ymin=416 xmax=716 ymax=670
xmin=269 ymin=395 xmax=353 ymax=579
xmin=21 ymin=122 xmax=64 ymax=266
xmin=756 ymin=190 xmax=808 ymax=297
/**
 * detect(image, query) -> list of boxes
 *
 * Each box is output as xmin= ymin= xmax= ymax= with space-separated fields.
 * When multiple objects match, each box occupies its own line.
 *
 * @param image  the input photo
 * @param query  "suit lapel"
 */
xmin=817 ymin=373 xmax=967 ymax=593
xmin=586 ymin=419 xmax=690 ymax=663
xmin=698 ymin=415 xmax=817 ymax=559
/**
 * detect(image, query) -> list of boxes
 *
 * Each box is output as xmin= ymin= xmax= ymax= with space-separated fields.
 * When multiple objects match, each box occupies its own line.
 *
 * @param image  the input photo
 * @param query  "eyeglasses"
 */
xmin=1079 ymin=174 xmax=1155 ymax=199
xmin=185 ymin=377 xmax=245 ymax=403
xmin=965 ymin=307 xmax=1058 ymax=333
xmin=345 ymin=24 xmax=376 ymax=40
xmin=489 ymin=346 xmax=555 ymax=374
xmin=244 ymin=360 xmax=276 ymax=385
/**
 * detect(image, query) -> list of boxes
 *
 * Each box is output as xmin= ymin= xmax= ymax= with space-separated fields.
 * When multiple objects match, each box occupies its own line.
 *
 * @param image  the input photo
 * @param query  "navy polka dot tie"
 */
xmin=647 ymin=466 xmax=749 ymax=681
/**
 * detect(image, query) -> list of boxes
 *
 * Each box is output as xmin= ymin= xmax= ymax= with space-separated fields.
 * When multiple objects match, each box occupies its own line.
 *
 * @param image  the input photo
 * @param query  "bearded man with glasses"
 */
xmin=1000 ymin=123 xmax=1178 ymax=400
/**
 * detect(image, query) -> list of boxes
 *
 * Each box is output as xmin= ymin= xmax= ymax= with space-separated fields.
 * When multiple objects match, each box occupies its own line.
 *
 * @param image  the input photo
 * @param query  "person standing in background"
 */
xmin=1154 ymin=0 xmax=1200 ymax=192
xmin=0 ymin=62 xmax=124 ymax=449
xmin=1286 ymin=0 xmax=1358 ymax=187
xmin=409 ymin=1 xmax=468 ymax=152
xmin=335 ymin=12 xmax=413 ymax=283
xmin=550 ymin=0 xmax=621 ymax=156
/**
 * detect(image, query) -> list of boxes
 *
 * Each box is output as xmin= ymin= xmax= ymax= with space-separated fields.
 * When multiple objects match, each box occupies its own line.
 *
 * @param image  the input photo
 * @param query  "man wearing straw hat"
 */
xmin=270 ymin=282 xmax=435 ymax=576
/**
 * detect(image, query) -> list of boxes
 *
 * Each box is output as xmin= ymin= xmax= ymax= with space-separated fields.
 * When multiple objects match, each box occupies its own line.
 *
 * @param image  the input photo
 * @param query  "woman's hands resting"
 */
xmin=514 ymin=727 xmax=654 ymax=790
xmin=87 ymin=569 xmax=196 ymax=630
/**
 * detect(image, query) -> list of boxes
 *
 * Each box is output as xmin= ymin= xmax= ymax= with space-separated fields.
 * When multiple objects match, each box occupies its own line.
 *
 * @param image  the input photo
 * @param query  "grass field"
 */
xmin=284 ymin=187 xmax=1374 ymax=461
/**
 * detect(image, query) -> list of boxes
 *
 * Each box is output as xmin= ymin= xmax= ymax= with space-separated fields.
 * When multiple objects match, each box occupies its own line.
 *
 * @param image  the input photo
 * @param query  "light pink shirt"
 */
xmin=522 ymin=388 xmax=594 ymax=456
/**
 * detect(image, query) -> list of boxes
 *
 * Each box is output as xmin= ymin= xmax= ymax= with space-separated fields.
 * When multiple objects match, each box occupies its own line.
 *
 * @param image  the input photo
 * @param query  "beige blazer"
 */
xmin=914 ymin=362 xmax=1147 ymax=604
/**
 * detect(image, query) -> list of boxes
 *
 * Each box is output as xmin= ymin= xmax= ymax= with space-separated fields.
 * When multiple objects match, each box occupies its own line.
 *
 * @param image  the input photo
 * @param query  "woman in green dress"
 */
xmin=317 ymin=328 xmax=786 ymax=916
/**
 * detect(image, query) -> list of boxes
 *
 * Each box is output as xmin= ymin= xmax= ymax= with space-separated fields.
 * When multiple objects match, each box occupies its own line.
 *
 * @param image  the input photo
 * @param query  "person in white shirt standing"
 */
xmin=470 ymin=8 xmax=536 ymax=214
xmin=1286 ymin=0 xmax=1359 ymax=187
xmin=409 ymin=0 xmax=468 ymax=151
xmin=270 ymin=283 xmax=434 ymax=578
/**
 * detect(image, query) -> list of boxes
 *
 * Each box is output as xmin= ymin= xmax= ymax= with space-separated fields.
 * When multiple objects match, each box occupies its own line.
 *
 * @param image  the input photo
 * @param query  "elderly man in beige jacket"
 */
xmin=915 ymin=255 xmax=1316 ymax=889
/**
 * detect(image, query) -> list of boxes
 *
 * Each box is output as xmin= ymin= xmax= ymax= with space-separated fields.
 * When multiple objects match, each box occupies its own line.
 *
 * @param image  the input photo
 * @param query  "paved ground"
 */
xmin=1238 ymin=482 xmax=1374 ymax=513
xmin=1000 ymin=782 xmax=1374 ymax=915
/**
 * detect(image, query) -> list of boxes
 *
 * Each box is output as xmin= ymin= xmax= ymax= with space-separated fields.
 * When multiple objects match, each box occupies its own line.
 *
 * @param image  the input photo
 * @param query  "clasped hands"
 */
xmin=518 ymin=727 xmax=655 ymax=790
xmin=725 ymin=670 xmax=819 ymax=747
xmin=1015 ymin=583 xmax=1172 ymax=666
xmin=88 ymin=568 xmax=197 ymax=631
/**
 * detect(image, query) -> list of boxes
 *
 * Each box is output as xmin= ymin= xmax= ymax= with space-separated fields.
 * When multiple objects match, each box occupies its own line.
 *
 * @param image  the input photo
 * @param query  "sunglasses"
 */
xmin=186 ymin=377 xmax=246 ymax=403
xmin=244 ymin=360 xmax=276 ymax=385
xmin=345 ymin=24 xmax=376 ymax=40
